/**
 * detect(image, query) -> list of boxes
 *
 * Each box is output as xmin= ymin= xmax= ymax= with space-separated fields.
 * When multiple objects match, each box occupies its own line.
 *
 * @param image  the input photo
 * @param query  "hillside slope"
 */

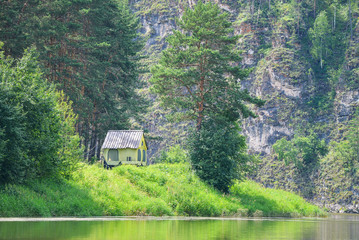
xmin=0 ymin=164 xmax=324 ymax=217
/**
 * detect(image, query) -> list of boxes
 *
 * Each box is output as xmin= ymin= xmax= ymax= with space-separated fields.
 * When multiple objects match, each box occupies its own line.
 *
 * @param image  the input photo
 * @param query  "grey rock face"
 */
xmin=130 ymin=0 xmax=358 ymax=157
xmin=129 ymin=0 xmax=359 ymax=211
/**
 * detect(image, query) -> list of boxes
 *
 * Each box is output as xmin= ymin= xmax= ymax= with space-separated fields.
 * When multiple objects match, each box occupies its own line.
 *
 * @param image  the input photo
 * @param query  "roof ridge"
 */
xmin=108 ymin=130 xmax=143 ymax=132
xmin=101 ymin=130 xmax=144 ymax=149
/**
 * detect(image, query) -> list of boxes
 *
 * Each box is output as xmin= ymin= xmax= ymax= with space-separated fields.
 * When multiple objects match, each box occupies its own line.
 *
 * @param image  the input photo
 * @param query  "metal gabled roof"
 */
xmin=101 ymin=130 xmax=144 ymax=149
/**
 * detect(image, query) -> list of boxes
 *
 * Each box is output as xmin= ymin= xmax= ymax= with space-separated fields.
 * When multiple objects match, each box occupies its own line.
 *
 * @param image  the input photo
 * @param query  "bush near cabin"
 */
xmin=0 ymin=46 xmax=82 ymax=184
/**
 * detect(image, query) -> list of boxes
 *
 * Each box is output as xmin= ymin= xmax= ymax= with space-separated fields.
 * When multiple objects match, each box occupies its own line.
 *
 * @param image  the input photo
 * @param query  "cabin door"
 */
xmin=108 ymin=149 xmax=119 ymax=162
xmin=137 ymin=149 xmax=141 ymax=162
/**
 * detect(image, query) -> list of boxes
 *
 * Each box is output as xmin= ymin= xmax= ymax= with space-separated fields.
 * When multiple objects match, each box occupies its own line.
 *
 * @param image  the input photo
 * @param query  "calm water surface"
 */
xmin=0 ymin=214 xmax=358 ymax=240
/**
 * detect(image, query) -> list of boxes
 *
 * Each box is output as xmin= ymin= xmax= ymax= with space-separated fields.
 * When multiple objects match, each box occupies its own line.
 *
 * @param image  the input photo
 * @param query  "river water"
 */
xmin=0 ymin=214 xmax=358 ymax=240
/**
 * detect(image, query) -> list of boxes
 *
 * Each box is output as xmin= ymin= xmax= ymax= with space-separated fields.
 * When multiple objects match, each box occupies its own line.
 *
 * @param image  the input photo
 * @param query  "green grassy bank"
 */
xmin=0 ymin=163 xmax=325 ymax=217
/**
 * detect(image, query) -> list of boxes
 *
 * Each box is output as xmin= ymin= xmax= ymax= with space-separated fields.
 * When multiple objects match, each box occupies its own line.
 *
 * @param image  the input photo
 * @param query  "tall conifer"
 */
xmin=151 ymin=2 xmax=263 ymax=192
xmin=151 ymin=1 xmax=263 ymax=130
xmin=0 ymin=0 xmax=145 ymax=160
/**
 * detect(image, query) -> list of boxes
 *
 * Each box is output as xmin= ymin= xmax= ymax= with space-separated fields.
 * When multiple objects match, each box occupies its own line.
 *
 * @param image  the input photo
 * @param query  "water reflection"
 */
xmin=0 ymin=215 xmax=358 ymax=240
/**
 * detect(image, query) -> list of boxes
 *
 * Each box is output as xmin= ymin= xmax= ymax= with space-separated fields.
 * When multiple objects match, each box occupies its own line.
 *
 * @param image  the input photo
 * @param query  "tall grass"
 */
xmin=0 ymin=163 xmax=325 ymax=217
xmin=230 ymin=181 xmax=324 ymax=217
xmin=0 ymin=179 xmax=103 ymax=217
xmin=113 ymin=164 xmax=242 ymax=216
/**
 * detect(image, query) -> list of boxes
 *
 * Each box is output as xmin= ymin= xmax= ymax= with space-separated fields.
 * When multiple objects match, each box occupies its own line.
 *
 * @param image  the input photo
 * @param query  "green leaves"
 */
xmin=328 ymin=112 xmax=359 ymax=176
xmin=150 ymin=2 xmax=264 ymax=193
xmin=0 ymin=47 xmax=81 ymax=184
xmin=187 ymin=118 xmax=253 ymax=193
xmin=0 ymin=0 xmax=145 ymax=160
xmin=273 ymin=133 xmax=328 ymax=170
xmin=153 ymin=145 xmax=189 ymax=164
xmin=309 ymin=11 xmax=331 ymax=69
xmin=151 ymin=2 xmax=263 ymax=129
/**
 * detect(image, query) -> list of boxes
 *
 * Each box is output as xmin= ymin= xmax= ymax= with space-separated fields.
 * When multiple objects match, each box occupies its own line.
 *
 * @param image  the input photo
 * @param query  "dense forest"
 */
xmin=1 ymin=0 xmax=359 ymax=212
xmin=0 ymin=0 xmax=146 ymax=164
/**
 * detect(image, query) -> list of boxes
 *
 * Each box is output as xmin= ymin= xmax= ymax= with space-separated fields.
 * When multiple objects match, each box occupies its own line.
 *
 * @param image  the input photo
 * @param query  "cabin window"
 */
xmin=142 ymin=150 xmax=146 ymax=162
xmin=137 ymin=149 xmax=141 ymax=161
xmin=108 ymin=150 xmax=118 ymax=161
xmin=126 ymin=157 xmax=131 ymax=161
xmin=141 ymin=141 xmax=143 ymax=146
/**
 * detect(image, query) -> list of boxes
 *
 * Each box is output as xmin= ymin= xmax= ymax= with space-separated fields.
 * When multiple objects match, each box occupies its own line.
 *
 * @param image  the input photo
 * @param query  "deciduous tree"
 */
xmin=0 ymin=47 xmax=82 ymax=183
xmin=187 ymin=118 xmax=256 ymax=193
xmin=309 ymin=11 xmax=331 ymax=69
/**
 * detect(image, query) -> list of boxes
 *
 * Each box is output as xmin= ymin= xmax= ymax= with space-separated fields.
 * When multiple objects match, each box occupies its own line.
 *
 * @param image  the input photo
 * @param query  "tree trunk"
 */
xmin=96 ymin=136 xmax=101 ymax=160
xmin=333 ymin=6 xmax=336 ymax=31
xmin=349 ymin=0 xmax=353 ymax=42
xmin=88 ymin=128 xmax=97 ymax=162
xmin=83 ymin=123 xmax=89 ymax=161
xmin=320 ymin=38 xmax=323 ymax=69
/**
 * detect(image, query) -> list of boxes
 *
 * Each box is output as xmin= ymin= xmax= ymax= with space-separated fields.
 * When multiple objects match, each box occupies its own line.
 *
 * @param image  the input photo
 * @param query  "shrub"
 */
xmin=0 ymin=46 xmax=81 ymax=183
xmin=187 ymin=118 xmax=254 ymax=193
xmin=154 ymin=145 xmax=189 ymax=164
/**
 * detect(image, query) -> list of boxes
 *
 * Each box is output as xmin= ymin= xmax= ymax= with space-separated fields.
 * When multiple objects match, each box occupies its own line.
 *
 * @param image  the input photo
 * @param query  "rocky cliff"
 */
xmin=130 ymin=0 xmax=359 ymax=211
xmin=130 ymin=0 xmax=358 ymax=155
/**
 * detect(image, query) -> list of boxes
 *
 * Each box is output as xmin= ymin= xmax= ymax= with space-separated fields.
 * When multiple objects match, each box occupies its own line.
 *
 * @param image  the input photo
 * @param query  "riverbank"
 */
xmin=0 ymin=163 xmax=325 ymax=217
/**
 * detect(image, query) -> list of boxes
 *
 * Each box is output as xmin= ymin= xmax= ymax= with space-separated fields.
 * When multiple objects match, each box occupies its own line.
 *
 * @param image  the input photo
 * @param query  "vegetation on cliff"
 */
xmin=233 ymin=0 xmax=359 ymax=210
xmin=257 ymin=113 xmax=359 ymax=211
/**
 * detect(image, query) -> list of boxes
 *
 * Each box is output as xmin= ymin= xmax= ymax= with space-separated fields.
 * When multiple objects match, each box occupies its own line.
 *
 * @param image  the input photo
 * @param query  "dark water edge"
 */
xmin=0 ymin=214 xmax=358 ymax=240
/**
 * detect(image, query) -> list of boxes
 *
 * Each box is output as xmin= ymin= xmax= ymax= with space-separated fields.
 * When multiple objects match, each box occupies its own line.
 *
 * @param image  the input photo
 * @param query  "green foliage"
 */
xmin=314 ymin=114 xmax=359 ymax=206
xmin=187 ymin=118 xmax=255 ymax=193
xmin=0 ymin=163 xmax=324 ymax=217
xmin=230 ymin=180 xmax=324 ymax=217
xmin=273 ymin=133 xmax=328 ymax=170
xmin=236 ymin=0 xmax=303 ymax=34
xmin=255 ymin=47 xmax=305 ymax=85
xmin=114 ymin=163 xmax=241 ymax=216
xmin=151 ymin=1 xmax=263 ymax=129
xmin=0 ymin=179 xmax=103 ymax=217
xmin=0 ymin=82 xmax=27 ymax=183
xmin=256 ymin=115 xmax=359 ymax=204
xmin=153 ymin=145 xmax=189 ymax=164
xmin=304 ymin=3 xmax=352 ymax=114
xmin=0 ymin=47 xmax=81 ymax=184
xmin=150 ymin=1 xmax=263 ymax=194
xmin=55 ymin=93 xmax=83 ymax=179
xmin=342 ymin=34 xmax=359 ymax=89
xmin=329 ymin=113 xmax=359 ymax=176
xmin=317 ymin=136 xmax=359 ymax=206
xmin=0 ymin=0 xmax=146 ymax=160
xmin=309 ymin=11 xmax=331 ymax=69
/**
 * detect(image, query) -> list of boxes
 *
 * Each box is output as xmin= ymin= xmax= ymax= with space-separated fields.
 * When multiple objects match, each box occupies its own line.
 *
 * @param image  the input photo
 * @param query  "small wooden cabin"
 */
xmin=101 ymin=130 xmax=147 ymax=167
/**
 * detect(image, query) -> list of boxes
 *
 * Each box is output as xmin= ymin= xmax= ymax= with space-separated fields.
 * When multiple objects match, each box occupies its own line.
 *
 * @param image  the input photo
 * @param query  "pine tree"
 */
xmin=151 ymin=1 xmax=263 ymax=131
xmin=77 ymin=0 xmax=145 ymax=160
xmin=151 ymin=2 xmax=263 ymax=192
xmin=0 ymin=0 xmax=145 ymax=161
